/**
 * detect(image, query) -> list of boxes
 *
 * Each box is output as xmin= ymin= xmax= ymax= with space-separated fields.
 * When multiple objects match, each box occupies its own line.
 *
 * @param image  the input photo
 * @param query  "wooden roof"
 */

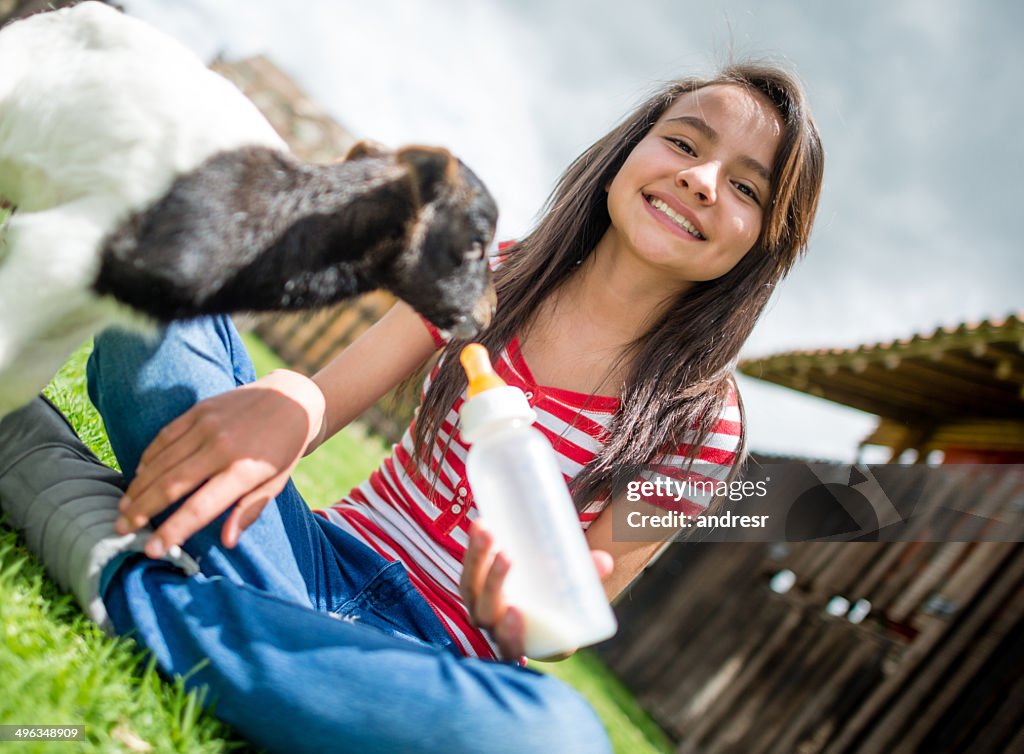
xmin=738 ymin=313 xmax=1024 ymax=451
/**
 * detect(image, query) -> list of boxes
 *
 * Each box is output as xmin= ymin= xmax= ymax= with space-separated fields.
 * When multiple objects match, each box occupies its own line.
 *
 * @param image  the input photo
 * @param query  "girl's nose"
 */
xmin=675 ymin=163 xmax=718 ymax=204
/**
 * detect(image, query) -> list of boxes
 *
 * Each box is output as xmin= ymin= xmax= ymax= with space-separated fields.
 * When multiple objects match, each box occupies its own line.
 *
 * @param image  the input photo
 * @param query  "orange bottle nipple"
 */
xmin=460 ymin=344 xmax=507 ymax=398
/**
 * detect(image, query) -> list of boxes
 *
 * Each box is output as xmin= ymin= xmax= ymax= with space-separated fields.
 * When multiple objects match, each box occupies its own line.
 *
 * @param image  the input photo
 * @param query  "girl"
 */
xmin=0 ymin=62 xmax=823 ymax=752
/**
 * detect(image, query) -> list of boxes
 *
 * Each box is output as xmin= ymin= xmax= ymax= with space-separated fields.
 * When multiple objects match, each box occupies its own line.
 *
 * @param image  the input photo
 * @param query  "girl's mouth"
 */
xmin=644 ymin=195 xmax=706 ymax=240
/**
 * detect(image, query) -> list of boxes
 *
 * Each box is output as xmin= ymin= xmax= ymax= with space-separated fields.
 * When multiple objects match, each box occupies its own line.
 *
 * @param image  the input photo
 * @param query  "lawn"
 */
xmin=0 ymin=333 xmax=674 ymax=754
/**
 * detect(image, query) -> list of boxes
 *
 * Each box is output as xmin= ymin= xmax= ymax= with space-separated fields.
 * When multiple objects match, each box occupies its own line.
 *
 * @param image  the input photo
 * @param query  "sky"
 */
xmin=120 ymin=0 xmax=1023 ymax=461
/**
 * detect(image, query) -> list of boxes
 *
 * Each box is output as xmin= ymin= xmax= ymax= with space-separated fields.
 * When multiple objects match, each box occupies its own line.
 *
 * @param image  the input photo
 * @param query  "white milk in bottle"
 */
xmin=459 ymin=344 xmax=617 ymax=658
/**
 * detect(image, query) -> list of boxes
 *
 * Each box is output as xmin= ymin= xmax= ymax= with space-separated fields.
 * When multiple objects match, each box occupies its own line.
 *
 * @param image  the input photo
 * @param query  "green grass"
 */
xmin=1 ymin=346 xmax=242 ymax=753
xmin=0 ymin=334 xmax=672 ymax=753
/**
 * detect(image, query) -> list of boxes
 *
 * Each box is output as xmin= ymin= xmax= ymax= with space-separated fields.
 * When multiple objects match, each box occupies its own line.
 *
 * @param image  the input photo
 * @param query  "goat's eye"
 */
xmin=463 ymin=241 xmax=485 ymax=261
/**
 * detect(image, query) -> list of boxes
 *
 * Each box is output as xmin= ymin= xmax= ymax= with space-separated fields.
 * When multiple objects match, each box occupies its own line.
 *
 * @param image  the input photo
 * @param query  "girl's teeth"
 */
xmin=647 ymin=196 xmax=705 ymax=239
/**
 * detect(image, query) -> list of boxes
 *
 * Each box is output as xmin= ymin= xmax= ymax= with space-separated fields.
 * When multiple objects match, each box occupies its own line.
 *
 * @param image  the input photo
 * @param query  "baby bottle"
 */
xmin=459 ymin=344 xmax=617 ymax=658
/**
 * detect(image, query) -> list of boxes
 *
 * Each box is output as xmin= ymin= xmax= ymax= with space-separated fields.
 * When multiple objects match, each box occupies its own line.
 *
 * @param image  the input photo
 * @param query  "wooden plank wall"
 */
xmin=595 ymin=466 xmax=1024 ymax=753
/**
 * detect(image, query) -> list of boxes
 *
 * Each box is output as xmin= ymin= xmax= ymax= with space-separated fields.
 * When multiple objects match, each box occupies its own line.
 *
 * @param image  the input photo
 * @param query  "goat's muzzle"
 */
xmin=448 ymin=284 xmax=496 ymax=340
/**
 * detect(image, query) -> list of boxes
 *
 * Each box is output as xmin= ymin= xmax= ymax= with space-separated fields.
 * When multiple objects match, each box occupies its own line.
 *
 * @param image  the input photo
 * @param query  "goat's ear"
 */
xmin=344 ymin=139 xmax=391 ymax=162
xmin=396 ymin=146 xmax=458 ymax=206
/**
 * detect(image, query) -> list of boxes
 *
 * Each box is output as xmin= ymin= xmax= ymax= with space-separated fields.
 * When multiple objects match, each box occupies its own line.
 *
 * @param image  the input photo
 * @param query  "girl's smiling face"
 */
xmin=604 ymin=84 xmax=783 ymax=289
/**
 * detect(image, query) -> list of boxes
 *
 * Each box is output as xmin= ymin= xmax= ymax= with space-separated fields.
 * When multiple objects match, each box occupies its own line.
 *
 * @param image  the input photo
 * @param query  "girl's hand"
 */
xmin=460 ymin=519 xmax=615 ymax=661
xmin=114 ymin=369 xmax=326 ymax=556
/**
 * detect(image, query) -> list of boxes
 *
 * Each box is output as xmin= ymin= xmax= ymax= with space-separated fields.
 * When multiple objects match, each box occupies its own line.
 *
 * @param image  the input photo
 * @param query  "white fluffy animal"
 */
xmin=0 ymin=2 xmax=497 ymax=416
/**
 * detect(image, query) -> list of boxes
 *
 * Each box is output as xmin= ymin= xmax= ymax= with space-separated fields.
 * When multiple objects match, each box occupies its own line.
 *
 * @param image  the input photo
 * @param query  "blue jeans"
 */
xmin=87 ymin=316 xmax=611 ymax=754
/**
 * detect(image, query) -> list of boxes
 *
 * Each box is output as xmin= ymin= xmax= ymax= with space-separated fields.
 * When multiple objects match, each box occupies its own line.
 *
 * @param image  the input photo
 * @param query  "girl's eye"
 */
xmin=666 ymin=137 xmax=696 ymax=156
xmin=733 ymin=181 xmax=760 ymax=204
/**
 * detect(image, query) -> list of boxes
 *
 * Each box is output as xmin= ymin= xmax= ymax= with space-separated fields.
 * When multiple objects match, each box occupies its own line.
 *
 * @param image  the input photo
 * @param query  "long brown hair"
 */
xmin=414 ymin=62 xmax=824 ymax=508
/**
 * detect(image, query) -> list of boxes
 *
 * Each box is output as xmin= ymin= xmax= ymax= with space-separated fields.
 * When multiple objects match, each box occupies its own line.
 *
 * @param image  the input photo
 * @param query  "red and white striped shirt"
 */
xmin=317 ymin=326 xmax=742 ymax=660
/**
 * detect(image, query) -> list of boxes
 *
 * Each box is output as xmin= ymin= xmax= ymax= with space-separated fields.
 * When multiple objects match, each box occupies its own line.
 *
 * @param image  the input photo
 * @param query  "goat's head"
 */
xmin=346 ymin=141 xmax=498 ymax=339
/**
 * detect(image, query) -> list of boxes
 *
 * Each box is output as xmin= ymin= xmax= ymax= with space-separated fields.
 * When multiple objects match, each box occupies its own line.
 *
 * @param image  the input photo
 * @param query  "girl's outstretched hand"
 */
xmin=460 ymin=519 xmax=615 ymax=661
xmin=113 ymin=369 xmax=326 ymax=556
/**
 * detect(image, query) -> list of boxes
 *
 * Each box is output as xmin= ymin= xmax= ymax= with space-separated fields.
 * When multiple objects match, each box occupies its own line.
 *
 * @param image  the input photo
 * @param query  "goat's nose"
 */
xmin=450 ymin=316 xmax=479 ymax=340
xmin=449 ymin=287 xmax=495 ymax=340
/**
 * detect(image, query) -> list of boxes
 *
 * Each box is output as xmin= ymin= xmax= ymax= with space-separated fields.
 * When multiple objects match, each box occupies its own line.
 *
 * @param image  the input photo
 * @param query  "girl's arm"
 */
xmin=307 ymin=301 xmax=440 ymax=454
xmin=117 ymin=302 xmax=438 ymax=555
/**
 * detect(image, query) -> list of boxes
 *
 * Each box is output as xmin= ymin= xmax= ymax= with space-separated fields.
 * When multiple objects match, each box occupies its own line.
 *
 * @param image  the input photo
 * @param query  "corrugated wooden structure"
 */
xmin=596 ymin=316 xmax=1024 ymax=753
xmin=738 ymin=313 xmax=1024 ymax=461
